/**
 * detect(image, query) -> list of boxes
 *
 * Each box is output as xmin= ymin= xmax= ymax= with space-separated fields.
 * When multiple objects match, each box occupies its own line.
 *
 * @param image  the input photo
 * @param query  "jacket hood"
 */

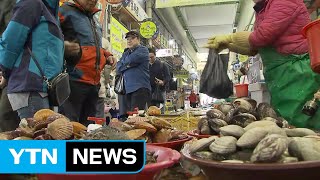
xmin=43 ymin=0 xmax=60 ymax=17
xmin=65 ymin=0 xmax=101 ymax=15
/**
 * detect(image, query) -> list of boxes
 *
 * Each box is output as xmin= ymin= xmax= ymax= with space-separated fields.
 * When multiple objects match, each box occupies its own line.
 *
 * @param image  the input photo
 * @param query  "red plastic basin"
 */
xmin=37 ymin=145 xmax=181 ymax=180
xmin=149 ymin=136 xmax=193 ymax=150
xmin=234 ymin=84 xmax=249 ymax=98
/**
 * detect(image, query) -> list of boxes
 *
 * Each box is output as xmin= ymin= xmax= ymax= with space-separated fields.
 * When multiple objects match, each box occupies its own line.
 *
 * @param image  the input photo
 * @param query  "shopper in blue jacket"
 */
xmin=116 ymin=31 xmax=151 ymax=111
xmin=0 ymin=0 xmax=64 ymax=119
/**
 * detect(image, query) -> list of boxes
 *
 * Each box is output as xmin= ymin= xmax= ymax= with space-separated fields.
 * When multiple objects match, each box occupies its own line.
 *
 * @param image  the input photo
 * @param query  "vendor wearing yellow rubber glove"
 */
xmin=206 ymin=0 xmax=320 ymax=130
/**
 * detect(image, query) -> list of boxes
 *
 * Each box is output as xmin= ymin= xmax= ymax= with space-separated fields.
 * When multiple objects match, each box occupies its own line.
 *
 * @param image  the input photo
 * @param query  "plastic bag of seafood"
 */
xmin=200 ymin=49 xmax=233 ymax=99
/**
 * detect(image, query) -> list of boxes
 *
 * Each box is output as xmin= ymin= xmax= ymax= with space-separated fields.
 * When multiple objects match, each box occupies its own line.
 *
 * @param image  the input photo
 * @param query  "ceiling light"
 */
xmin=169 ymin=39 xmax=174 ymax=45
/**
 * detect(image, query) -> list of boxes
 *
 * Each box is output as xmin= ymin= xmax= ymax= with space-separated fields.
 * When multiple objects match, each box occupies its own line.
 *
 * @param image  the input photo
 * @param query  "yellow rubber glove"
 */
xmin=206 ymin=34 xmax=233 ymax=49
xmin=228 ymin=43 xmax=257 ymax=56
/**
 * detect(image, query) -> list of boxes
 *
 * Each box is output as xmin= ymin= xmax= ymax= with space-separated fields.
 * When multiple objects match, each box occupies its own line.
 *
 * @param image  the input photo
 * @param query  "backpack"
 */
xmin=0 ymin=0 xmax=15 ymax=35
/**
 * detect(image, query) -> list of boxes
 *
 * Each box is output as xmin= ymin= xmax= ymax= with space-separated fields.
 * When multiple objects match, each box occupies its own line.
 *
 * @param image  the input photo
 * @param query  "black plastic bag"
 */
xmin=200 ymin=49 xmax=233 ymax=98
xmin=114 ymin=74 xmax=126 ymax=95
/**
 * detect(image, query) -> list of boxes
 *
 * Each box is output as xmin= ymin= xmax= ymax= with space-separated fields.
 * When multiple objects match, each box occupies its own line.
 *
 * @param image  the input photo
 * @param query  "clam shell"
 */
xmin=125 ymin=117 xmax=149 ymax=124
xmin=220 ymin=125 xmax=244 ymax=139
xmin=233 ymin=99 xmax=253 ymax=113
xmin=206 ymin=109 xmax=225 ymax=120
xmin=251 ymin=134 xmax=288 ymax=163
xmin=190 ymin=136 xmax=217 ymax=153
xmin=198 ymin=117 xmax=212 ymax=135
xmin=209 ymin=136 xmax=237 ymax=155
xmin=208 ymin=118 xmax=227 ymax=134
xmin=278 ymin=157 xmax=298 ymax=163
xmin=244 ymin=120 xmax=277 ymax=132
xmin=134 ymin=122 xmax=157 ymax=133
xmin=150 ymin=117 xmax=172 ymax=130
xmin=225 ymin=108 xmax=239 ymax=123
xmin=257 ymin=103 xmax=277 ymax=120
xmin=285 ymin=128 xmax=317 ymax=137
xmin=198 ymin=117 xmax=208 ymax=131
xmin=147 ymin=106 xmax=161 ymax=116
xmin=33 ymin=109 xmax=56 ymax=122
xmin=218 ymin=103 xmax=234 ymax=115
xmin=193 ymin=151 xmax=215 ymax=160
xmin=237 ymin=127 xmax=268 ymax=149
xmin=230 ymin=113 xmax=256 ymax=128
xmin=125 ymin=129 xmax=146 ymax=140
xmin=241 ymin=98 xmax=257 ymax=110
xmin=288 ymin=137 xmax=320 ymax=161
xmin=47 ymin=118 xmax=73 ymax=140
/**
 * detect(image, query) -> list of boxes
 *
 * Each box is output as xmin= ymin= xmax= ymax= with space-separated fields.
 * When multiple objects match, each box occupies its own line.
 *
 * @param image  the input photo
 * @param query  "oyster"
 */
xmin=288 ymin=137 xmax=320 ymax=161
xmin=47 ymin=118 xmax=73 ymax=140
xmin=250 ymin=134 xmax=288 ymax=163
xmin=209 ymin=136 xmax=237 ymax=155
xmin=125 ymin=129 xmax=146 ymax=140
xmin=83 ymin=126 xmax=130 ymax=140
xmin=285 ymin=128 xmax=317 ymax=137
xmin=244 ymin=120 xmax=277 ymax=132
xmin=134 ymin=122 xmax=157 ymax=133
xmin=237 ymin=127 xmax=268 ymax=149
xmin=257 ymin=103 xmax=277 ymax=120
xmin=233 ymin=98 xmax=253 ymax=113
xmin=220 ymin=125 xmax=244 ymax=139
xmin=206 ymin=109 xmax=225 ymax=120
xmin=189 ymin=136 xmax=217 ymax=153
xmin=207 ymin=118 xmax=227 ymax=134
xmin=229 ymin=113 xmax=256 ymax=128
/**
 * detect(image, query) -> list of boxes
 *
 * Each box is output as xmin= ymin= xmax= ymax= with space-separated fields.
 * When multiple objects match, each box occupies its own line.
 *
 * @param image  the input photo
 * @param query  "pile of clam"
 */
xmin=197 ymin=98 xmax=289 ymax=136
xmin=188 ymin=98 xmax=320 ymax=163
xmin=0 ymin=109 xmax=87 ymax=140
xmin=109 ymin=116 xmax=187 ymax=143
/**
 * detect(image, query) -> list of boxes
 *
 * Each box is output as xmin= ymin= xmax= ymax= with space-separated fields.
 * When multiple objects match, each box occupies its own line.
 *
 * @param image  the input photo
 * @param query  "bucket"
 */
xmin=302 ymin=19 xmax=320 ymax=73
xmin=234 ymin=84 xmax=249 ymax=97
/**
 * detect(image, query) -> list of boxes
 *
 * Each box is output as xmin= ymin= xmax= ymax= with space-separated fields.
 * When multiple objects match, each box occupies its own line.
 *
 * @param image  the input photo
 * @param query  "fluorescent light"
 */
xmin=169 ymin=39 xmax=174 ymax=45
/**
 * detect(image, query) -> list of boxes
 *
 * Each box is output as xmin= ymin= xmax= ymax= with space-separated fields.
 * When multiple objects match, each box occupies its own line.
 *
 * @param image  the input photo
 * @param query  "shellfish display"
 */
xmin=196 ymin=98 xmax=290 ymax=136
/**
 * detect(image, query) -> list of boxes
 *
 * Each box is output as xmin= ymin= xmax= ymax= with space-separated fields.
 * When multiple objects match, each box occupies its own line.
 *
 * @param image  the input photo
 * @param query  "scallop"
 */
xmin=33 ymin=109 xmax=56 ymax=122
xmin=47 ymin=118 xmax=73 ymax=140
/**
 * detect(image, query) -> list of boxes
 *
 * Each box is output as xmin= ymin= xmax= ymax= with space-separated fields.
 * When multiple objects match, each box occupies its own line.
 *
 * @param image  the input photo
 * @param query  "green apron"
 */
xmin=259 ymin=47 xmax=320 ymax=130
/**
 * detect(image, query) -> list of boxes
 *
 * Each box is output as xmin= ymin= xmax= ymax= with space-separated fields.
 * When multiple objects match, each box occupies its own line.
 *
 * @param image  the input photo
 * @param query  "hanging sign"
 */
xmin=155 ymin=0 xmax=238 ymax=8
xmin=110 ymin=16 xmax=129 ymax=57
xmin=140 ymin=19 xmax=158 ymax=39
xmin=156 ymin=49 xmax=173 ymax=57
xmin=125 ymin=0 xmax=149 ymax=21
xmin=174 ymin=70 xmax=189 ymax=79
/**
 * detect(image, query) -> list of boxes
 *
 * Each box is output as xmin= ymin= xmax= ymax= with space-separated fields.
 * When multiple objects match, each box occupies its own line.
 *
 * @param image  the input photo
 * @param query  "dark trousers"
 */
xmin=126 ymin=88 xmax=151 ymax=111
xmin=190 ymin=102 xmax=197 ymax=108
xmin=59 ymin=81 xmax=99 ymax=126
xmin=95 ymin=97 xmax=105 ymax=118
xmin=0 ymin=87 xmax=20 ymax=132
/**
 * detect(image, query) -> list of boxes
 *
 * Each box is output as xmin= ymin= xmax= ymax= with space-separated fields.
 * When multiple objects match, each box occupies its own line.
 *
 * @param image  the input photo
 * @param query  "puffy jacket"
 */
xmin=59 ymin=1 xmax=112 ymax=85
xmin=116 ymin=45 xmax=151 ymax=94
xmin=249 ymin=0 xmax=310 ymax=55
xmin=0 ymin=0 xmax=64 ymax=93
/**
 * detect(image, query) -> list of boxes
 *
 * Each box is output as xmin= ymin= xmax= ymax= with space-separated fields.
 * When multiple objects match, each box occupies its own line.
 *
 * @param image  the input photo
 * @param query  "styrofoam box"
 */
xmin=249 ymin=83 xmax=271 ymax=104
